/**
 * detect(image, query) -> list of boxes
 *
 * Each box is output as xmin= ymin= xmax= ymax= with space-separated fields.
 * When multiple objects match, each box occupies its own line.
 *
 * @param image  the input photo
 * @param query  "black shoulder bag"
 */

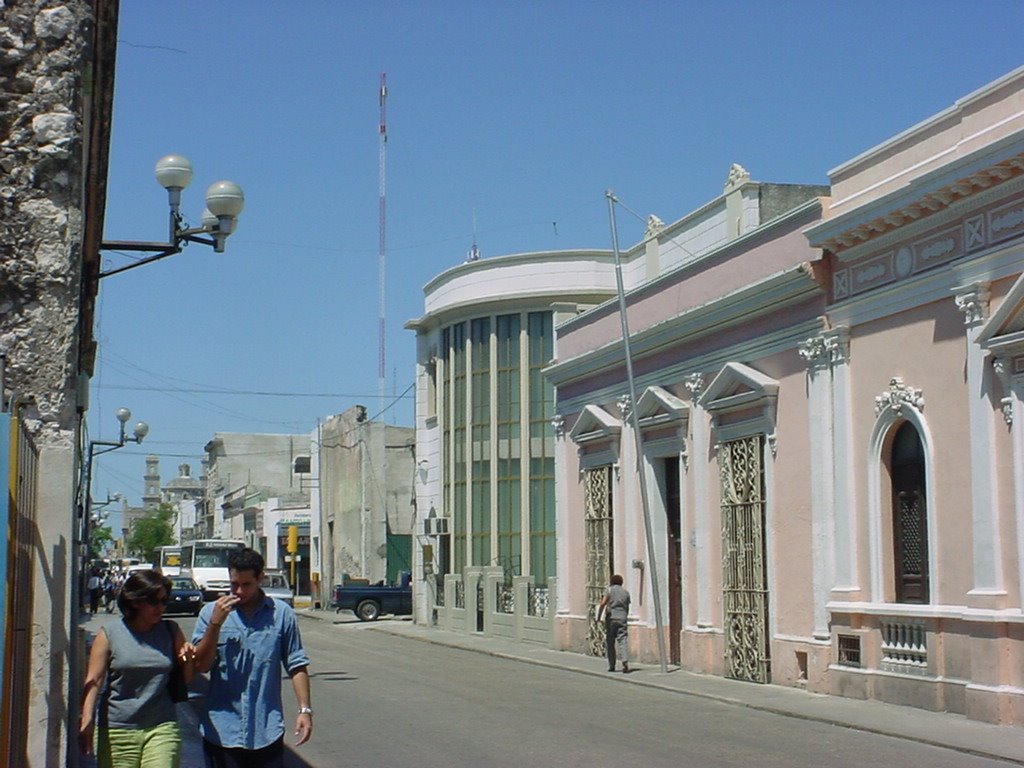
xmin=163 ymin=620 xmax=189 ymax=703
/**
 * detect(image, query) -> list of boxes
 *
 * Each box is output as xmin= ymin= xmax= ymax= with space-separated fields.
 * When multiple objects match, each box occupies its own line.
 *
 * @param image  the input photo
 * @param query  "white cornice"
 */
xmin=547 ymin=265 xmax=823 ymax=386
xmin=553 ymin=318 xmax=824 ymax=416
xmin=421 ymin=249 xmax=615 ymax=294
xmin=559 ymin=199 xmax=825 ymax=337
xmin=404 ymin=289 xmax=615 ymax=333
xmin=807 ymin=140 xmax=1024 ymax=253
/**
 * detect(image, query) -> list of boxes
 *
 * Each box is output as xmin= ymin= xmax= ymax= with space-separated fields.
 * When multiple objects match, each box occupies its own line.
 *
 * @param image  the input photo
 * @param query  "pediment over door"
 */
xmin=699 ymin=362 xmax=779 ymax=446
xmin=635 ymin=385 xmax=689 ymax=459
xmin=635 ymin=385 xmax=689 ymax=429
xmin=568 ymin=404 xmax=622 ymax=445
xmin=569 ymin=404 xmax=622 ymax=469
xmin=979 ymin=271 xmax=1024 ymax=359
xmin=979 ymin=271 xmax=1024 ymax=424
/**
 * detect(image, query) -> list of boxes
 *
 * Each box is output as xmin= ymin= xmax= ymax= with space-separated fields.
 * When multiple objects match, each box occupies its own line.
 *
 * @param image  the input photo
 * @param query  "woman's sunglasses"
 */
xmin=138 ymin=594 xmax=170 ymax=607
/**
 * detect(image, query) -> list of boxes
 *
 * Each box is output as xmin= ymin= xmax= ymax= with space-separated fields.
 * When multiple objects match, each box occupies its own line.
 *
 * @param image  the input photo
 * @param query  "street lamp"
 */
xmin=99 ymin=155 xmax=245 ymax=278
xmin=78 ymin=409 xmax=148 ymax=609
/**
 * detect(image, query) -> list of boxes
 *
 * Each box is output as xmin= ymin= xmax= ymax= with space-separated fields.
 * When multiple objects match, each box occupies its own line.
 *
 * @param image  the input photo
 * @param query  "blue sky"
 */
xmin=90 ymin=0 xmax=1024 ymax=524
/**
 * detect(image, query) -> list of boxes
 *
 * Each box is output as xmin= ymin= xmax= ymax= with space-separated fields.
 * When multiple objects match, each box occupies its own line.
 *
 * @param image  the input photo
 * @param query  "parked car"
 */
xmin=332 ymin=571 xmax=412 ymax=621
xmin=166 ymin=576 xmax=204 ymax=616
xmin=262 ymin=569 xmax=294 ymax=607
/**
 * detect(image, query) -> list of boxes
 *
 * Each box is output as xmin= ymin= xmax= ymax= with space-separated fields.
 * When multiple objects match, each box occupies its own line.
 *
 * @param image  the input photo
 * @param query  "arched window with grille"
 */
xmin=890 ymin=422 xmax=929 ymax=604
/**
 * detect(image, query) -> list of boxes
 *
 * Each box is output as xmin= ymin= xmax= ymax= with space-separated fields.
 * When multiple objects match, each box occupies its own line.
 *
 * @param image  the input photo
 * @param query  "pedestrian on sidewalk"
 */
xmin=88 ymin=569 xmax=103 ymax=615
xmin=193 ymin=547 xmax=313 ymax=768
xmin=596 ymin=573 xmax=631 ymax=673
xmin=78 ymin=569 xmax=197 ymax=767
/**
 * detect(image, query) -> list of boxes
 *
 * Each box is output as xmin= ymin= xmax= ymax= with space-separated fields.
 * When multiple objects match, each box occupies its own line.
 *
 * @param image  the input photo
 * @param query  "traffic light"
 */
xmin=287 ymin=525 xmax=298 ymax=554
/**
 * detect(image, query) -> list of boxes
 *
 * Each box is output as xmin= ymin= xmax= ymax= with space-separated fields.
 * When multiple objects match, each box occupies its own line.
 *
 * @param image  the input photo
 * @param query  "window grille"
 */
xmin=496 ymin=582 xmax=514 ymax=613
xmin=527 ymin=585 xmax=549 ymax=618
xmin=454 ymin=578 xmax=465 ymax=609
xmin=837 ymin=635 xmax=861 ymax=668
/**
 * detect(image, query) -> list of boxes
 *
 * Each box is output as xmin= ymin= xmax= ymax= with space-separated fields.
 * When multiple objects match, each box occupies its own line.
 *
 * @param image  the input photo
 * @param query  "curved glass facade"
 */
xmin=440 ymin=310 xmax=555 ymax=584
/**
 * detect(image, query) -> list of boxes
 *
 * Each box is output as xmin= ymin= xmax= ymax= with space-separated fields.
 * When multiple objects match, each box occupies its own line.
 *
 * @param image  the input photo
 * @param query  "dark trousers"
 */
xmin=203 ymin=737 xmax=284 ymax=768
xmin=89 ymin=587 xmax=101 ymax=614
xmin=606 ymin=617 xmax=628 ymax=670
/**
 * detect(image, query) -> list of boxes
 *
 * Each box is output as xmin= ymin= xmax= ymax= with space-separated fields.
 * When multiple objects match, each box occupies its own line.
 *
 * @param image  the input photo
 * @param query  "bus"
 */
xmin=179 ymin=539 xmax=245 ymax=600
xmin=155 ymin=545 xmax=182 ymax=576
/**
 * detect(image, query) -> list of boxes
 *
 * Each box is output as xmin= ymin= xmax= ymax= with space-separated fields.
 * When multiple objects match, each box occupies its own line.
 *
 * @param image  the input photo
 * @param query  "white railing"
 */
xmin=880 ymin=619 xmax=927 ymax=675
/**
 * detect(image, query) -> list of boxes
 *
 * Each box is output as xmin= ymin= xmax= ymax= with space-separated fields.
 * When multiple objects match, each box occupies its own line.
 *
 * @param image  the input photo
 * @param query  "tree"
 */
xmin=89 ymin=523 xmax=114 ymax=560
xmin=126 ymin=502 xmax=175 ymax=561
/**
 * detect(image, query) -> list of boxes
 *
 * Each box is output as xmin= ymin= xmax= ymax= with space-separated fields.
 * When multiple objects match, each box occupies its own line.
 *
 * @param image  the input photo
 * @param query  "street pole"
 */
xmin=606 ymin=190 xmax=669 ymax=675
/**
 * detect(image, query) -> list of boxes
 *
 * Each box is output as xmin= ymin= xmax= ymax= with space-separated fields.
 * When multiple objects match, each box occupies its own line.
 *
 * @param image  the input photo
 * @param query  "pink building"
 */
xmin=549 ymin=67 xmax=1024 ymax=725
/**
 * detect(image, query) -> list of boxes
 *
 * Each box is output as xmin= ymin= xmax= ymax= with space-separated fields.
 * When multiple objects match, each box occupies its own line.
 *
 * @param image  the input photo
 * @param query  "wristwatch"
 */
xmin=297 ymin=706 xmax=314 ymax=716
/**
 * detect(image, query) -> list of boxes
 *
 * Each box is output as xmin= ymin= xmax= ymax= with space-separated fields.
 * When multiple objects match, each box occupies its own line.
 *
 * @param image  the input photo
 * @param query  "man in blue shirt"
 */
xmin=193 ymin=548 xmax=312 ymax=767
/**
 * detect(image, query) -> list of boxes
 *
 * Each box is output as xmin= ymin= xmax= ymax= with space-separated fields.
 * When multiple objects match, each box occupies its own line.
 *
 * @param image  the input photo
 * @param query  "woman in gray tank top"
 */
xmin=78 ymin=569 xmax=197 ymax=768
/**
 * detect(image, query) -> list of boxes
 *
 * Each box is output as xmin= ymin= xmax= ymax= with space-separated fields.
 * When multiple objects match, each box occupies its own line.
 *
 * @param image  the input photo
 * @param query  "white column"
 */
xmin=798 ymin=334 xmax=836 ymax=639
xmin=685 ymin=374 xmax=712 ymax=628
xmin=616 ymin=395 xmax=640 ymax=578
xmin=552 ymin=415 xmax=570 ymax=615
xmin=956 ymin=284 xmax=1004 ymax=597
xmin=831 ymin=334 xmax=858 ymax=593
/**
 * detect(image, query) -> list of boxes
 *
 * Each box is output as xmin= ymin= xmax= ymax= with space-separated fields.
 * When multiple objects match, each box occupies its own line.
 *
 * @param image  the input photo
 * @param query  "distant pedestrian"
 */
xmin=596 ymin=573 xmax=631 ymax=673
xmin=78 ymin=569 xmax=196 ymax=767
xmin=193 ymin=547 xmax=312 ymax=767
xmin=88 ymin=569 xmax=102 ymax=614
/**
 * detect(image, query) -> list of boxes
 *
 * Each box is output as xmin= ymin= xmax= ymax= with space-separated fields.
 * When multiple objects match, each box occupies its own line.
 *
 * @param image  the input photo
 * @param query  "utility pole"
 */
xmin=378 ymin=73 xmax=387 ymax=417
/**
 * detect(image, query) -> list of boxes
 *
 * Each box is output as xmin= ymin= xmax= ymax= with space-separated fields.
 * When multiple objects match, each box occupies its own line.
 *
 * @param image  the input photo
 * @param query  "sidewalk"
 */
xmin=299 ymin=608 xmax=1024 ymax=765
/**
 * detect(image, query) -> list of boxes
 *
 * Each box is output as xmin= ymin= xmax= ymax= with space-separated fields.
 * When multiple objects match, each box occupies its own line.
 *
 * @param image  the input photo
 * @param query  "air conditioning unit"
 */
xmin=424 ymin=517 xmax=449 ymax=536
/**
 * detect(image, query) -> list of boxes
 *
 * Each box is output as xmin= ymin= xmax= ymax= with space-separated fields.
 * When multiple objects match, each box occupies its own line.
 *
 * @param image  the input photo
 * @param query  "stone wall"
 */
xmin=1 ymin=1 xmax=90 ymax=438
xmin=0 ymin=2 xmax=115 ymax=765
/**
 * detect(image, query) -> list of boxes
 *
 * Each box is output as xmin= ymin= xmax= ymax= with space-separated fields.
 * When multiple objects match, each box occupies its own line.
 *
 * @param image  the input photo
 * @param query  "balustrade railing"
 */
xmin=881 ymin=619 xmax=927 ymax=674
xmin=454 ymin=578 xmax=465 ymax=609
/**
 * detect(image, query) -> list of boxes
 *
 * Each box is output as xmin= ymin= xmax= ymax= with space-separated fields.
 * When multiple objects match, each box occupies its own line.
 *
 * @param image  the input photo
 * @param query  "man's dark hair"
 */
xmin=610 ymin=573 xmax=624 ymax=586
xmin=228 ymin=547 xmax=265 ymax=577
xmin=118 ymin=569 xmax=172 ymax=618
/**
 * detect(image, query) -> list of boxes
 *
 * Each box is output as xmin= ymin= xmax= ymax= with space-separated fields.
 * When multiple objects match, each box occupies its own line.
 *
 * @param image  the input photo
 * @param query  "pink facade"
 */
xmin=549 ymin=68 xmax=1024 ymax=725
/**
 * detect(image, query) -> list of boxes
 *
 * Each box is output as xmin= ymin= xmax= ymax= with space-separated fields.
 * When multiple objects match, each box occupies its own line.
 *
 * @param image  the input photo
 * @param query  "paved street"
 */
xmin=79 ymin=611 xmax=1020 ymax=768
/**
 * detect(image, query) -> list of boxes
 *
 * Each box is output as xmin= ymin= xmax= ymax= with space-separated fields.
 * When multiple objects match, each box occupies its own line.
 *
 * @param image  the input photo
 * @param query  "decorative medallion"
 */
xmin=874 ymin=377 xmax=924 ymax=416
xmin=894 ymin=246 xmax=913 ymax=279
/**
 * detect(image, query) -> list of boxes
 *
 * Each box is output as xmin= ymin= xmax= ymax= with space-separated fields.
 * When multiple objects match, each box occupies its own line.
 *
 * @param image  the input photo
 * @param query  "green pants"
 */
xmin=97 ymin=720 xmax=181 ymax=768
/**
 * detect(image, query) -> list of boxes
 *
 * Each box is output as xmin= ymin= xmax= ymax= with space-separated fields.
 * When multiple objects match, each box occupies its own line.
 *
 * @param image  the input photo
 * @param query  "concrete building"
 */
xmin=406 ymin=249 xmax=622 ymax=631
xmin=0 ymin=1 xmax=118 ymax=764
xmin=315 ymin=405 xmax=416 ymax=599
xmin=200 ymin=432 xmax=311 ymax=539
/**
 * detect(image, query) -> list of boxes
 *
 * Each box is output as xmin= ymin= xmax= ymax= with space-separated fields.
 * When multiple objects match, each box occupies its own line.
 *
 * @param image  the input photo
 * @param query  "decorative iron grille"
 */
xmin=720 ymin=435 xmax=770 ymax=684
xmin=527 ymin=585 xmax=549 ymax=618
xmin=496 ymin=582 xmax=515 ymax=613
xmin=434 ymin=574 xmax=445 ymax=607
xmin=454 ymin=578 xmax=465 ymax=609
xmin=584 ymin=466 xmax=613 ymax=657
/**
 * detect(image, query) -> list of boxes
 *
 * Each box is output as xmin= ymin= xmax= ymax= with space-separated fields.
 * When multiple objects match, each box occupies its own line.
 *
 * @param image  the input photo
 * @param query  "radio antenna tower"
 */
xmin=378 ymin=73 xmax=387 ymax=417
